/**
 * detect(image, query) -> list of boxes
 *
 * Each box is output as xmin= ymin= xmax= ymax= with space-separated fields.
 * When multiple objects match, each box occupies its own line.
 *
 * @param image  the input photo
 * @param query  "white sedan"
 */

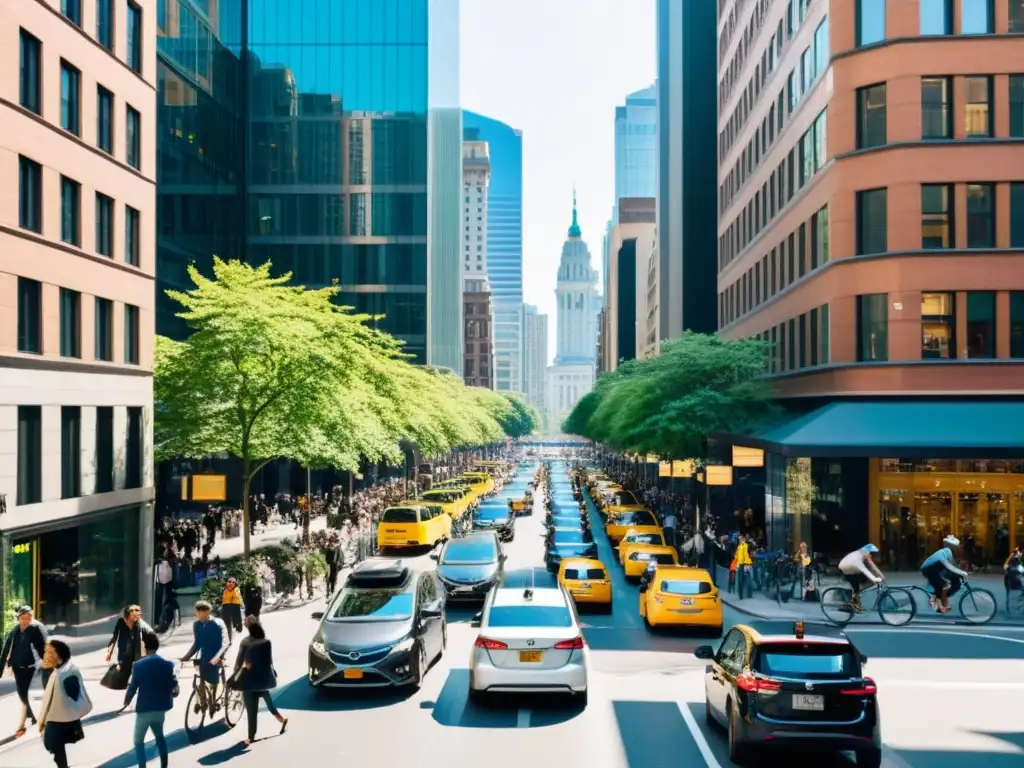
xmin=468 ymin=586 xmax=589 ymax=707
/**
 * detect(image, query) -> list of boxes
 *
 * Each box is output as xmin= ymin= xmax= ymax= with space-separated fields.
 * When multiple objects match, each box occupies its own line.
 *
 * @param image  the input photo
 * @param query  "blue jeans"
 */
xmin=134 ymin=711 xmax=168 ymax=768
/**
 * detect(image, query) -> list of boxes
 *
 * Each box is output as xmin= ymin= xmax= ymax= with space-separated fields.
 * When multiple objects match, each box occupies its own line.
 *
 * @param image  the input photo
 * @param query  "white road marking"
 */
xmin=849 ymin=627 xmax=1024 ymax=645
xmin=517 ymin=708 xmax=531 ymax=728
xmin=675 ymin=701 xmax=725 ymax=768
xmin=881 ymin=679 xmax=1024 ymax=690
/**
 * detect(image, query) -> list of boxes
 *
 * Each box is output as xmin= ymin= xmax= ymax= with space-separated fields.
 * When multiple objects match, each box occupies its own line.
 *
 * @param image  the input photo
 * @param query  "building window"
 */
xmin=964 ymin=76 xmax=992 ymax=137
xmin=820 ymin=304 xmax=830 ymax=364
xmin=125 ymin=205 xmax=141 ymax=265
xmin=857 ymin=294 xmax=889 ymax=362
xmin=96 ymin=193 xmax=114 ymax=256
xmin=19 ymin=30 xmax=41 ymax=114
xmin=966 ymin=183 xmax=995 ymax=247
xmin=61 ymin=0 xmax=82 ymax=25
xmin=60 ymin=60 xmax=81 ymax=136
xmin=126 ymin=1 xmax=143 ymax=73
xmin=857 ymin=0 xmax=886 ymax=46
xmin=60 ymin=288 xmax=81 ymax=358
xmin=126 ymin=105 xmax=141 ymax=169
xmin=921 ymin=184 xmax=954 ymax=248
xmin=95 ymin=406 xmax=114 ymax=493
xmin=857 ymin=84 xmax=887 ymax=148
xmin=810 ymin=307 xmax=820 ymax=366
xmin=812 ymin=205 xmax=829 ymax=266
xmin=1013 ymin=0 xmax=1024 ymax=32
xmin=1011 ymin=292 xmax=1024 ymax=358
xmin=17 ymin=406 xmax=43 ymax=506
xmin=813 ymin=18 xmax=829 ymax=76
xmin=126 ymin=407 xmax=143 ymax=490
xmin=857 ymin=188 xmax=887 ymax=255
xmin=97 ymin=0 xmax=114 ymax=50
xmin=922 ymin=292 xmax=956 ymax=358
xmin=920 ymin=0 xmax=953 ymax=34
xmin=921 ymin=76 xmax=953 ymax=139
xmin=814 ymin=111 xmax=827 ymax=169
xmin=17 ymin=277 xmax=42 ymax=354
xmin=95 ymin=297 xmax=113 ymax=361
xmin=124 ymin=304 xmax=140 ymax=364
xmin=61 ymin=176 xmax=81 ymax=246
xmin=1012 ymin=183 xmax=1024 ymax=247
xmin=19 ymin=156 xmax=42 ymax=233
xmin=61 ymin=406 xmax=81 ymax=499
xmin=961 ymin=0 xmax=993 ymax=34
xmin=966 ymin=292 xmax=996 ymax=358
xmin=97 ymin=86 xmax=114 ymax=153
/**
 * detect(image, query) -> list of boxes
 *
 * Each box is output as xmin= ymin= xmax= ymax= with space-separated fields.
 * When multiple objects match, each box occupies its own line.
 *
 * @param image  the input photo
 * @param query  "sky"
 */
xmin=460 ymin=0 xmax=656 ymax=361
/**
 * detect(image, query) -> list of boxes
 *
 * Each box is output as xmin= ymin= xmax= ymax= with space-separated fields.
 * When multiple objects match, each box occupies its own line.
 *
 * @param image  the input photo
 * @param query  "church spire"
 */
xmin=568 ymin=186 xmax=581 ymax=238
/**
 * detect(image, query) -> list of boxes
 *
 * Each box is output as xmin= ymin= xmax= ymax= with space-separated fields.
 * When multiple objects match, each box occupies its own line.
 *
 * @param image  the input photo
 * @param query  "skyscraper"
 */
xmin=656 ymin=0 xmax=717 ymax=342
xmin=462 ymin=139 xmax=493 ymax=388
xmin=463 ymin=112 xmax=524 ymax=393
xmin=523 ymin=305 xmax=549 ymax=419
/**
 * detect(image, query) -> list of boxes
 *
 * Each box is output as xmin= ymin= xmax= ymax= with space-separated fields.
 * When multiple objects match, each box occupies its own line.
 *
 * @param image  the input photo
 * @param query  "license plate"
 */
xmin=574 ymin=583 xmax=592 ymax=590
xmin=680 ymin=598 xmax=695 ymax=606
xmin=343 ymin=668 xmax=364 ymax=680
xmin=518 ymin=650 xmax=543 ymax=663
xmin=792 ymin=694 xmax=824 ymax=711
xmin=453 ymin=586 xmax=473 ymax=593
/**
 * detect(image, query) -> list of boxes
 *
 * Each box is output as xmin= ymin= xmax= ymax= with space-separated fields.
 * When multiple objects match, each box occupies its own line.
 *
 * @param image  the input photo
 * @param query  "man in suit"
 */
xmin=122 ymin=633 xmax=176 ymax=768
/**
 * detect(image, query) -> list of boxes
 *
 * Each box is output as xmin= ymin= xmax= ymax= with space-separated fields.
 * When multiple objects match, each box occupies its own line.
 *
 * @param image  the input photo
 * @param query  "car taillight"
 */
xmin=553 ymin=635 xmax=585 ymax=649
xmin=841 ymin=678 xmax=877 ymax=695
xmin=474 ymin=637 xmax=508 ymax=650
xmin=736 ymin=676 xmax=781 ymax=693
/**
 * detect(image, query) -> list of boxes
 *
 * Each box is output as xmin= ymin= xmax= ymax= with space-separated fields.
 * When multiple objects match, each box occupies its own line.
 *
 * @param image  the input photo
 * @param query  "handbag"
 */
xmin=226 ymin=667 xmax=245 ymax=691
xmin=100 ymin=664 xmax=130 ymax=691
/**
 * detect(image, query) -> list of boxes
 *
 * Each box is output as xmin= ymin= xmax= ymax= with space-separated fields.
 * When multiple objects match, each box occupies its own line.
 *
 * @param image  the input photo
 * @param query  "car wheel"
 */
xmin=468 ymin=685 xmax=487 ymax=707
xmin=574 ymin=688 xmax=588 ymax=708
xmin=855 ymin=749 xmax=883 ymax=768
xmin=727 ymin=701 xmax=748 ymax=764
xmin=604 ymin=600 xmax=613 ymax=614
xmin=643 ymin=613 xmax=654 ymax=631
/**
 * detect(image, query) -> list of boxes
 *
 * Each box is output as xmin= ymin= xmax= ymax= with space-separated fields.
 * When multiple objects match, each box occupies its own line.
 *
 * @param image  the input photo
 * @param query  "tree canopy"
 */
xmin=497 ymin=392 xmax=541 ymax=439
xmin=561 ymin=332 xmax=777 ymax=459
xmin=155 ymin=258 xmax=531 ymax=553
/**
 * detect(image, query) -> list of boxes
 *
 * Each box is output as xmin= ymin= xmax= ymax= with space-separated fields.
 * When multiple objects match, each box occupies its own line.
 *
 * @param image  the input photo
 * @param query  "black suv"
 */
xmin=433 ymin=531 xmax=506 ymax=602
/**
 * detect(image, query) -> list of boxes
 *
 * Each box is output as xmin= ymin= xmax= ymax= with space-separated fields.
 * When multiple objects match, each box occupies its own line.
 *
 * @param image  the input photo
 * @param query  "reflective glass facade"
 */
xmin=462 ymin=111 xmax=523 ymax=392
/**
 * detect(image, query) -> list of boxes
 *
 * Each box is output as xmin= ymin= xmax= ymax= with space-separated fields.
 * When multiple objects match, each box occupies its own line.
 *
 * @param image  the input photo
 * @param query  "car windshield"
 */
xmin=476 ymin=508 xmax=507 ymax=521
xmin=425 ymin=492 xmax=458 ymax=503
xmin=660 ymin=580 xmax=712 ymax=595
xmin=487 ymin=605 xmax=573 ymax=627
xmin=628 ymin=533 xmax=661 ymax=544
xmin=565 ymin=568 xmax=607 ymax=580
xmin=329 ymin=589 xmax=414 ymax=621
xmin=613 ymin=492 xmax=639 ymax=506
xmin=619 ymin=511 xmax=656 ymax=526
xmin=381 ymin=508 xmax=419 ymax=523
xmin=756 ymin=644 xmax=860 ymax=678
xmin=442 ymin=540 xmax=496 ymax=564
xmin=632 ymin=552 xmax=675 ymax=565
xmin=553 ymin=530 xmax=585 ymax=543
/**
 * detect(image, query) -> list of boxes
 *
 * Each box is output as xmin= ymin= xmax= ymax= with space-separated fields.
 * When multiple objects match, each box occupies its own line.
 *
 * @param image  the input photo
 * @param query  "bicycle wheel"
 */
xmin=959 ymin=587 xmax=997 ymax=624
xmin=877 ymin=588 xmax=916 ymax=626
xmin=184 ymin=687 xmax=206 ymax=740
xmin=223 ymin=685 xmax=244 ymax=729
xmin=820 ymin=587 xmax=855 ymax=626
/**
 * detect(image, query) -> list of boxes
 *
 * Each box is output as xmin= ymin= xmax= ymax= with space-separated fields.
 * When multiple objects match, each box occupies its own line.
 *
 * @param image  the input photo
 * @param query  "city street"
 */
xmin=1 ymin=463 xmax=1021 ymax=767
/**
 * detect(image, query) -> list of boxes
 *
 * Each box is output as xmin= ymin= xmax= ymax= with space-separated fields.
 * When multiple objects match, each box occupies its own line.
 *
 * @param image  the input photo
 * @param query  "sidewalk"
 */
xmin=716 ymin=567 xmax=1024 ymax=626
xmin=201 ymin=515 xmax=329 ymax=560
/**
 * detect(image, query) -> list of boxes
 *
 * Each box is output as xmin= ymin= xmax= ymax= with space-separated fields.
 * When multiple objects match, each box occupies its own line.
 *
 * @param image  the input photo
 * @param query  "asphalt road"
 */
xmin=2 ymin=459 xmax=1022 ymax=767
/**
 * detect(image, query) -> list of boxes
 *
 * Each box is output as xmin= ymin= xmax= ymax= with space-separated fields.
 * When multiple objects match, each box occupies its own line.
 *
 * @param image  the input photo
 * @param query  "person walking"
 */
xmin=220 ymin=578 xmax=244 ymax=641
xmin=233 ymin=616 xmax=287 ymax=747
xmin=38 ymin=640 xmax=92 ymax=768
xmin=122 ymin=633 xmax=177 ymax=768
xmin=0 ymin=606 xmax=49 ymax=738
xmin=104 ymin=605 xmax=156 ymax=690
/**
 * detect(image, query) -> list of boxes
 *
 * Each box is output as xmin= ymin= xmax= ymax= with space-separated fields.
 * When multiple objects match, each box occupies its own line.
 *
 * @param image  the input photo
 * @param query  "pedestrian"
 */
xmin=233 ymin=616 xmax=287 ymax=747
xmin=0 ymin=606 xmax=49 ymax=738
xmin=104 ymin=605 xmax=156 ymax=690
xmin=180 ymin=601 xmax=228 ymax=717
xmin=324 ymin=537 xmax=341 ymax=594
xmin=220 ymin=577 xmax=244 ymax=641
xmin=122 ymin=633 xmax=177 ymax=768
xmin=662 ymin=509 xmax=678 ymax=552
xmin=38 ymin=640 xmax=92 ymax=768
xmin=154 ymin=555 xmax=174 ymax=618
xmin=243 ymin=585 xmax=263 ymax=619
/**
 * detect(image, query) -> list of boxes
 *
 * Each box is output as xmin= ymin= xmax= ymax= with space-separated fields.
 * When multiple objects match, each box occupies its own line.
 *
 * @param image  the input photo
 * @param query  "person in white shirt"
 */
xmin=838 ymin=544 xmax=885 ymax=608
xmin=39 ymin=640 xmax=92 ymax=768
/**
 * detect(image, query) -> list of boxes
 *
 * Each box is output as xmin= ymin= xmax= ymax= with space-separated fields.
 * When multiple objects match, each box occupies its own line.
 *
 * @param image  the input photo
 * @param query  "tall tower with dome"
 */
xmin=546 ymin=191 xmax=599 ymax=433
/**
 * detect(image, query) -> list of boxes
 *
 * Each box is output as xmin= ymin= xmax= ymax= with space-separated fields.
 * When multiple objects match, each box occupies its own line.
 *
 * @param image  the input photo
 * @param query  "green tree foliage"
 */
xmin=497 ymin=393 xmax=541 ymax=438
xmin=561 ymin=332 xmax=776 ymax=459
xmin=155 ymin=258 xmax=524 ymax=555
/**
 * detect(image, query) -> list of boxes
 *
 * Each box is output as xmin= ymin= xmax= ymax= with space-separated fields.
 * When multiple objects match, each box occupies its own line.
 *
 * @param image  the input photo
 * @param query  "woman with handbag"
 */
xmin=232 ymin=616 xmax=287 ymax=746
xmin=104 ymin=605 xmax=155 ymax=690
xmin=38 ymin=640 xmax=92 ymax=768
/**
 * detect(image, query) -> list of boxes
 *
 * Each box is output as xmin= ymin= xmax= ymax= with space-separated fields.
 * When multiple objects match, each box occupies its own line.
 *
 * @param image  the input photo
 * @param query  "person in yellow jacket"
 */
xmin=220 ymin=577 xmax=244 ymax=641
xmin=734 ymin=537 xmax=753 ymax=600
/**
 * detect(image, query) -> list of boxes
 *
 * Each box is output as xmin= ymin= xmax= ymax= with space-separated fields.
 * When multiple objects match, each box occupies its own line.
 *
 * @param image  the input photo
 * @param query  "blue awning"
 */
xmin=723 ymin=401 xmax=1024 ymax=458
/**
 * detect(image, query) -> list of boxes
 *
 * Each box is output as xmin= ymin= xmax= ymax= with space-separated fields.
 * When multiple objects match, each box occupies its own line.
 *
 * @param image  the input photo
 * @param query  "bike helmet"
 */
xmin=943 ymin=535 xmax=960 ymax=547
xmin=860 ymin=544 xmax=879 ymax=554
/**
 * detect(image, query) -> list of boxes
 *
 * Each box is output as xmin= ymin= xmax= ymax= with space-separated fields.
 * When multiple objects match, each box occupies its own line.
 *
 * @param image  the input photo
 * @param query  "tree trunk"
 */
xmin=301 ymin=508 xmax=311 ymax=545
xmin=242 ymin=455 xmax=252 ymax=557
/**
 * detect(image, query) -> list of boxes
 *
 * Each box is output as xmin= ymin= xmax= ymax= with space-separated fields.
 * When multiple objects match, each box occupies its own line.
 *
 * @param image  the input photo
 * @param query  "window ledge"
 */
xmin=837 ymin=137 xmax=1024 ymax=161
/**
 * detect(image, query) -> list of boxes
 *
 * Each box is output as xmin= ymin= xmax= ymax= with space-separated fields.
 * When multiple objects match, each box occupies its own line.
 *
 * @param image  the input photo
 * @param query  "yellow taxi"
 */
xmin=377 ymin=502 xmax=452 ymax=550
xmin=605 ymin=507 xmax=660 ymax=544
xmin=557 ymin=557 xmax=613 ymax=612
xmin=421 ymin=488 xmax=471 ymax=518
xmin=622 ymin=544 xmax=678 ymax=579
xmin=604 ymin=489 xmax=641 ymax=512
xmin=638 ymin=565 xmax=722 ymax=634
xmin=460 ymin=471 xmax=495 ymax=496
xmin=617 ymin=526 xmax=667 ymax=562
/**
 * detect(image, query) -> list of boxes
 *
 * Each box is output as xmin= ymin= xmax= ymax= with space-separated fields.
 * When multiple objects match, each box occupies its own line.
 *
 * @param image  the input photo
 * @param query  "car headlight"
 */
xmin=310 ymin=632 xmax=329 ymax=659
xmin=391 ymin=636 xmax=416 ymax=654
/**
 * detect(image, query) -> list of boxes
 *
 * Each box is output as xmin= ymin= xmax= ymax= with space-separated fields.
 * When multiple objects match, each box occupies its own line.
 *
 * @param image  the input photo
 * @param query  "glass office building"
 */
xmin=463 ymin=111 xmax=524 ymax=392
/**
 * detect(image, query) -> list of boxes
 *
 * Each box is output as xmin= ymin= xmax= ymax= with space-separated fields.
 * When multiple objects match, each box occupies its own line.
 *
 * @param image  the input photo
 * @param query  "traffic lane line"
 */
xmin=847 ymin=627 xmax=1024 ymax=644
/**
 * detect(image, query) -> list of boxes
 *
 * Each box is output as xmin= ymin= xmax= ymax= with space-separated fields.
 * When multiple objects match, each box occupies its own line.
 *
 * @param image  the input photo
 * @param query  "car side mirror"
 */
xmin=694 ymin=645 xmax=715 ymax=660
xmin=860 ymin=654 xmax=869 ymax=665
xmin=311 ymin=611 xmax=324 ymax=620
xmin=421 ymin=607 xmax=442 ymax=619
xmin=429 ymin=551 xmax=439 ymax=561
xmin=471 ymin=611 xmax=482 ymax=628
xmin=499 ymin=553 xmax=507 ymax=561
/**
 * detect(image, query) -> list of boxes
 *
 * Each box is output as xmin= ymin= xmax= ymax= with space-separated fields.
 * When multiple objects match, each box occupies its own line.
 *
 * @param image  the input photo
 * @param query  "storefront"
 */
xmin=2 ymin=503 xmax=150 ymax=636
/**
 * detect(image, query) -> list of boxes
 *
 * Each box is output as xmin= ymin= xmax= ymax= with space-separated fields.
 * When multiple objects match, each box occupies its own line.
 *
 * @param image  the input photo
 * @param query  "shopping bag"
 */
xmin=100 ymin=664 xmax=130 ymax=690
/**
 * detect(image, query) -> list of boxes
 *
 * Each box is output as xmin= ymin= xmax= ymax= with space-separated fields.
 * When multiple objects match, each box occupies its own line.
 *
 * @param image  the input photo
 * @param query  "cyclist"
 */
xmin=838 ymin=544 xmax=885 ymax=609
xmin=921 ymin=535 xmax=968 ymax=613
xmin=179 ymin=600 xmax=229 ymax=716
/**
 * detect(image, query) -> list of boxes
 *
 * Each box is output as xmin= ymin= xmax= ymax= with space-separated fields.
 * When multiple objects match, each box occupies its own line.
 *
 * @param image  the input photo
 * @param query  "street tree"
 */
xmin=498 ymin=392 xmax=541 ymax=439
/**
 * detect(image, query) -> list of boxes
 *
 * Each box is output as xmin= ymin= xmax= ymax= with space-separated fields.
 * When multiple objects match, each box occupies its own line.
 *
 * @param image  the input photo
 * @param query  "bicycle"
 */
xmin=155 ymin=599 xmax=181 ymax=639
xmin=820 ymin=581 xmax=916 ymax=627
xmin=906 ymin=577 xmax=997 ymax=624
xmin=182 ymin=661 xmax=244 ymax=740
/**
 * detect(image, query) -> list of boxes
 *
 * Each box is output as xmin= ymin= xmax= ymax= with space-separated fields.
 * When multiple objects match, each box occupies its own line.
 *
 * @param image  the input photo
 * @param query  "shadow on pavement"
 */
xmin=272 ymin=675 xmax=416 ymax=712
xmin=612 ymin=701 xmax=712 ymax=765
xmin=427 ymin=668 xmax=583 ymax=729
xmin=95 ymin=722 xmax=229 ymax=768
